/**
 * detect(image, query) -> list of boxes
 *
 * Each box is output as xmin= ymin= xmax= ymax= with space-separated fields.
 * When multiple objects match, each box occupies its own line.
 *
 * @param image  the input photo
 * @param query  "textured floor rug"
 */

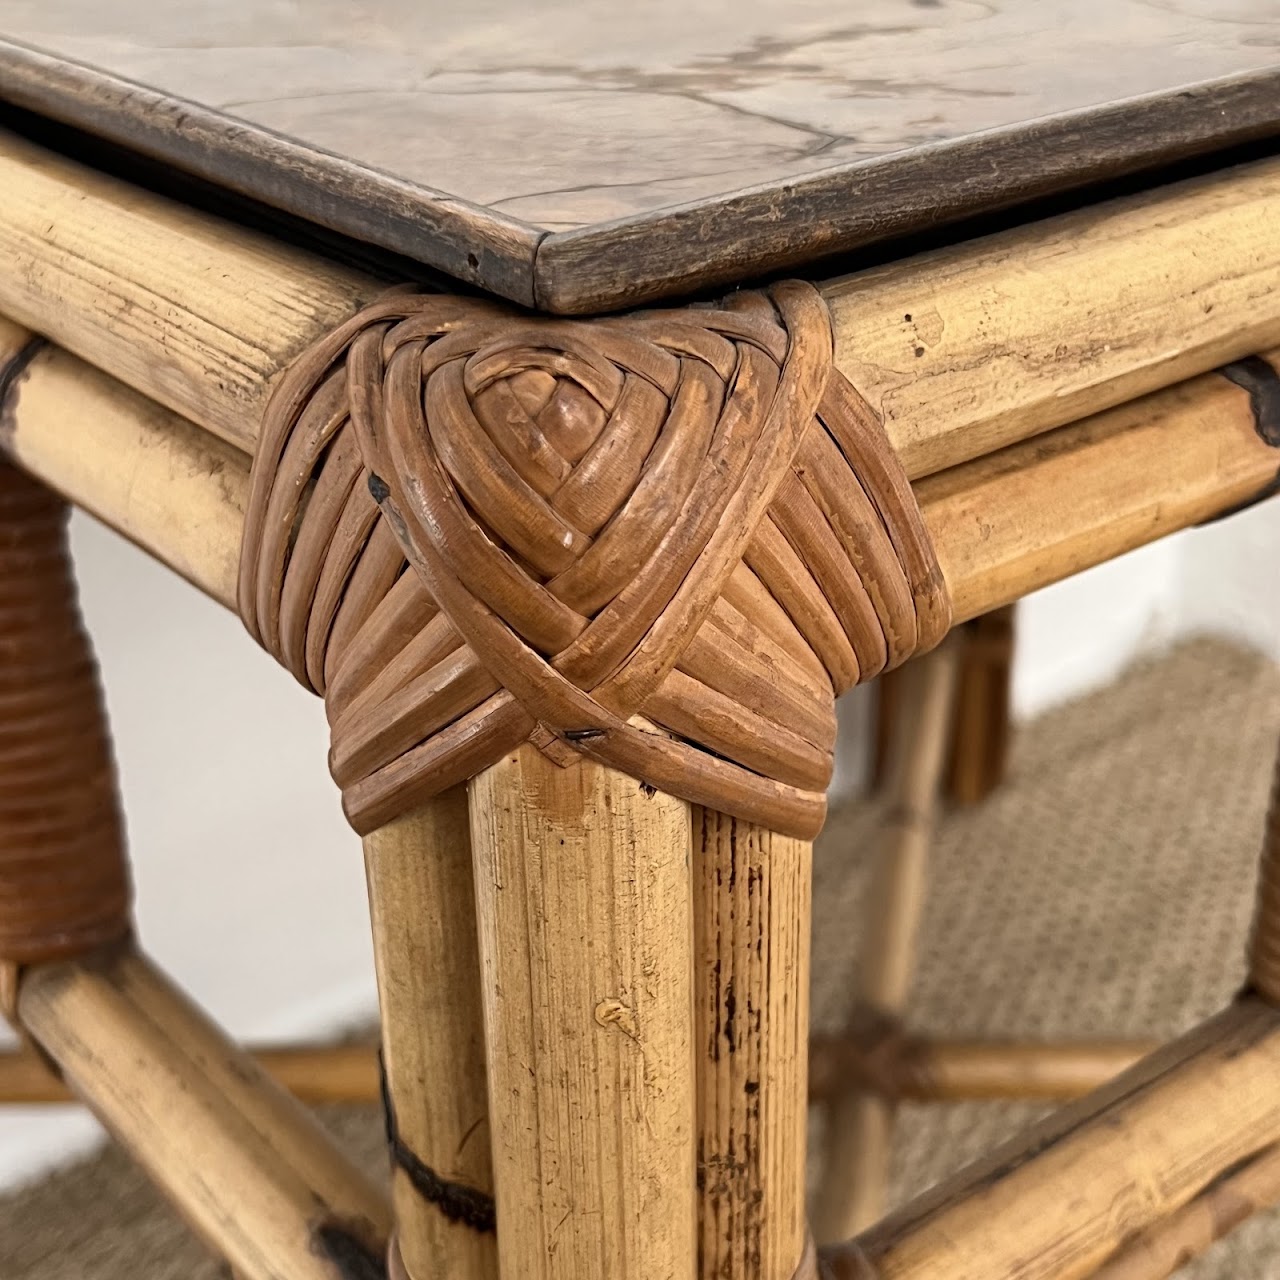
xmin=2 ymin=637 xmax=1279 ymax=1278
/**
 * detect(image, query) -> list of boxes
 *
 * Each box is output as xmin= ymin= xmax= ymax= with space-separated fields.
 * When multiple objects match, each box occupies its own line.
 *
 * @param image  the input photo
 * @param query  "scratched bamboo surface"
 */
xmin=469 ymin=743 xmax=696 ymax=1280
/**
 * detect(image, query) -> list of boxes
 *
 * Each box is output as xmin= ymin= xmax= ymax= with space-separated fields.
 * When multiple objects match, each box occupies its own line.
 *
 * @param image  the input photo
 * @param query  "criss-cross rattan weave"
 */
xmin=237 ymin=282 xmax=949 ymax=837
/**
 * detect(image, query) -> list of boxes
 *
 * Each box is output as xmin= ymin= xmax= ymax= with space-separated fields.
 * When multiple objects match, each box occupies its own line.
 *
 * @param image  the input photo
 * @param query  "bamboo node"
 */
xmin=238 ymin=284 xmax=949 ymax=836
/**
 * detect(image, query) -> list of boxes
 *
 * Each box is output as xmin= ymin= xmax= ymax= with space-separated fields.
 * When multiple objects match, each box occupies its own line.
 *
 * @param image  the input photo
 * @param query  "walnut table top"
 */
xmin=0 ymin=0 xmax=1277 ymax=312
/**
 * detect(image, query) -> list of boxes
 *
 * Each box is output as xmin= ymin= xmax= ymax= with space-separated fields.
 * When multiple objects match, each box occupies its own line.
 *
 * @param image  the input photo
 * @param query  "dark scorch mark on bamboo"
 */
xmin=0 ymin=336 xmax=47 ymax=447
xmin=1220 ymin=355 xmax=1280 ymax=447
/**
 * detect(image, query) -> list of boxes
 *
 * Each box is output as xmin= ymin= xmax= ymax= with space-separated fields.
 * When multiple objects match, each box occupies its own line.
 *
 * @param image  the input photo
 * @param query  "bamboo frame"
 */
xmin=4 ymin=310 xmax=1275 ymax=1276
xmin=16 ymin=946 xmax=392 ymax=1280
xmin=0 ymin=107 xmax=1277 ymax=1280
xmin=821 ymin=1000 xmax=1280 ymax=1280
xmin=814 ymin=642 xmax=959 ymax=1242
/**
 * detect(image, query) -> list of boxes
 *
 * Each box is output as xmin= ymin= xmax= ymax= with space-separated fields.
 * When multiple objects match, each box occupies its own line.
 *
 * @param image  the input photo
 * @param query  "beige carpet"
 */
xmin=3 ymin=637 xmax=1279 ymax=1278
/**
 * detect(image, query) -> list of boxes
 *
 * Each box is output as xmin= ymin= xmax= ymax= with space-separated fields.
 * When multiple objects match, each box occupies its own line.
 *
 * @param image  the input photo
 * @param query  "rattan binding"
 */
xmin=0 ymin=461 xmax=132 ymax=967
xmin=239 ymin=283 xmax=949 ymax=837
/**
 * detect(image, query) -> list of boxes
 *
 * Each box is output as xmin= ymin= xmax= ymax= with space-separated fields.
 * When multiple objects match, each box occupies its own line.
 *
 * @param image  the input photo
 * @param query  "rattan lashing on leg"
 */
xmin=0 ymin=459 xmax=131 ymax=984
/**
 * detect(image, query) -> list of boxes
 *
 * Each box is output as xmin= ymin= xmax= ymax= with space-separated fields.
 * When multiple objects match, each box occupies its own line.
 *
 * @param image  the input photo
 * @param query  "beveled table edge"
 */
xmin=0 ymin=36 xmax=1278 ymax=315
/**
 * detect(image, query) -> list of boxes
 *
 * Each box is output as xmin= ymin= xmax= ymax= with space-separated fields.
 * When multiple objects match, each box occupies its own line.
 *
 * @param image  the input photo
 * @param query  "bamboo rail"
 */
xmin=1 ymin=129 xmax=1279 ymax=484
xmin=821 ymin=999 xmax=1280 ymax=1280
xmin=0 ymin=1032 xmax=1156 ymax=1107
xmin=2 ymin=319 xmax=1273 ymax=635
xmin=16 ymin=947 xmax=392 ymax=1280
xmin=806 ymin=1036 xmax=1157 ymax=1104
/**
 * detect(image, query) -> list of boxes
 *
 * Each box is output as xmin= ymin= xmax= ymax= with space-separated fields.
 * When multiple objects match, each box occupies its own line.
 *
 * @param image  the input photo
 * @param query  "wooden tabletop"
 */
xmin=0 ymin=1 xmax=1277 ymax=312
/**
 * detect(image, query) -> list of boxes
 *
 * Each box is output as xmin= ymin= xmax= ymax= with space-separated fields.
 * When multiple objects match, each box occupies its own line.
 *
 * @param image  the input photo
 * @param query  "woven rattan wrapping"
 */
xmin=0 ymin=462 xmax=131 ymax=965
xmin=239 ymin=283 xmax=949 ymax=836
xmin=1248 ymin=741 xmax=1280 ymax=1002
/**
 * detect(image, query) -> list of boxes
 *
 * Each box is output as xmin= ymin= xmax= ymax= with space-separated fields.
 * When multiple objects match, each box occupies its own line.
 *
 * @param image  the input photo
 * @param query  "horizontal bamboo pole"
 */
xmin=919 ymin=360 xmax=1280 ymax=624
xmin=17 ymin=946 xmax=392 ymax=1280
xmin=0 ymin=320 xmax=242 ymax=608
xmin=0 ymin=130 xmax=377 ymax=451
xmin=826 ymin=157 xmax=1280 ymax=477
xmin=3 ymin=318 xmax=1274 ymax=634
xmin=0 ymin=1032 xmax=1153 ymax=1108
xmin=807 ymin=1036 xmax=1156 ymax=1104
xmin=821 ymin=999 xmax=1280 ymax=1280
xmin=0 ymin=1041 xmax=380 ymax=1105
xmin=2 ymin=129 xmax=1279 ymax=480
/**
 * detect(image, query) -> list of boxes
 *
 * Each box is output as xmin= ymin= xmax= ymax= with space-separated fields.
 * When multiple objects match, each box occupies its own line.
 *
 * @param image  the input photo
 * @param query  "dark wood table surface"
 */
xmin=0 ymin=0 xmax=1277 ymax=310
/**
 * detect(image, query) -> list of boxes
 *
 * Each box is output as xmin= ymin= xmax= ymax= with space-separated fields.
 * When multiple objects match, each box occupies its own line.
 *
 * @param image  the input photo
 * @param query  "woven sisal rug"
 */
xmin=2 ymin=637 xmax=1278 ymax=1278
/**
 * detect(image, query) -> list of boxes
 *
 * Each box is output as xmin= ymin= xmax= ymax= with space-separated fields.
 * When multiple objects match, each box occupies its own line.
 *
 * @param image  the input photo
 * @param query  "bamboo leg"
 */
xmin=17 ymin=947 xmax=391 ymax=1280
xmin=694 ymin=811 xmax=811 ymax=1280
xmin=468 ymin=743 xmax=696 ymax=1280
xmin=813 ymin=643 xmax=959 ymax=1243
xmin=945 ymin=606 xmax=1015 ymax=806
xmin=819 ymin=999 xmax=1280 ymax=1280
xmin=363 ymin=791 xmax=498 ymax=1280
xmin=0 ymin=459 xmax=132 ymax=970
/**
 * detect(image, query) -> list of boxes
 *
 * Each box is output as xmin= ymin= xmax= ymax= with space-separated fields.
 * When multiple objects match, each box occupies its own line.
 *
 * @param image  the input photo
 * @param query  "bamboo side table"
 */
xmin=0 ymin=6 xmax=1279 ymax=1279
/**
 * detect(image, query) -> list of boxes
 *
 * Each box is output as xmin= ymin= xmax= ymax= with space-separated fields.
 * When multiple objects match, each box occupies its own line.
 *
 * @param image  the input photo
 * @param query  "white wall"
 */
xmin=1174 ymin=499 xmax=1280 ymax=663
xmin=833 ymin=508 xmax=1279 ymax=795
xmin=0 ymin=513 xmax=376 ymax=1189
xmin=2 ymin=497 xmax=1277 ymax=1190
